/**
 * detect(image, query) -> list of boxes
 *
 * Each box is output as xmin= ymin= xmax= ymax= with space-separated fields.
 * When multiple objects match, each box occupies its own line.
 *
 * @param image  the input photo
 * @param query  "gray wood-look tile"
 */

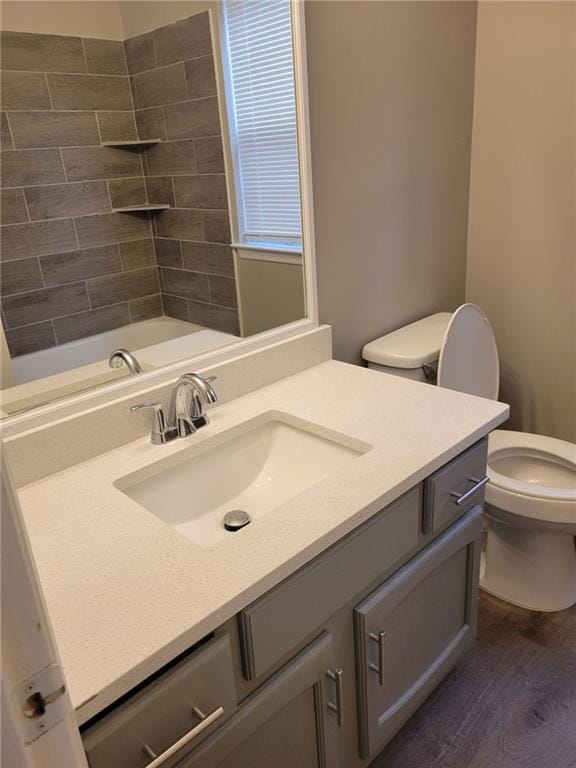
xmin=132 ymin=63 xmax=187 ymax=109
xmin=1 ymin=188 xmax=29 ymax=225
xmin=40 ymin=244 xmax=121 ymax=286
xmin=47 ymin=73 xmax=132 ymax=111
xmin=108 ymin=177 xmax=147 ymax=208
xmin=124 ymin=32 xmax=156 ymax=75
xmin=62 ymin=146 xmax=142 ymax=182
xmin=145 ymin=176 xmax=174 ymax=206
xmin=1 ymin=112 xmax=13 ymax=150
xmin=153 ymin=12 xmax=212 ymax=67
xmin=155 ymin=208 xmax=203 ymax=241
xmin=195 ymin=137 xmax=225 ymax=174
xmin=119 ymin=238 xmax=155 ymax=271
xmin=87 ymin=266 xmax=159 ymax=307
xmin=164 ymin=97 xmax=221 ymax=140
xmin=97 ymin=111 xmax=138 ymax=143
xmin=83 ymin=38 xmax=127 ymax=76
xmin=1 ymin=148 xmax=65 ymax=188
xmin=154 ymin=238 xmax=182 ymax=268
xmin=173 ymin=174 xmax=227 ymax=210
xmin=5 ymin=320 xmax=56 ymax=357
xmin=187 ymin=299 xmax=239 ymax=335
xmin=160 ymin=267 xmax=209 ymax=301
xmin=181 ymin=242 xmax=234 ymax=277
xmin=129 ymin=293 xmax=162 ymax=322
xmin=208 ymin=275 xmax=237 ymax=308
xmin=1 ymin=218 xmax=77 ymax=261
xmin=1 ymin=257 xmax=43 ymax=295
xmin=25 ymin=181 xmax=111 ymax=220
xmin=1 ymin=71 xmax=52 ymax=110
xmin=202 ymin=210 xmax=231 ymax=244
xmin=75 ymin=211 xmax=151 ymax=248
xmin=162 ymin=293 xmax=188 ymax=321
xmin=134 ymin=107 xmax=166 ymax=140
xmin=145 ymin=140 xmax=196 ymax=176
xmin=2 ymin=280 xmax=89 ymax=327
xmin=0 ymin=30 xmax=86 ymax=73
xmin=53 ymin=303 xmax=130 ymax=344
xmin=8 ymin=111 xmax=100 ymax=149
xmin=185 ymin=55 xmax=217 ymax=100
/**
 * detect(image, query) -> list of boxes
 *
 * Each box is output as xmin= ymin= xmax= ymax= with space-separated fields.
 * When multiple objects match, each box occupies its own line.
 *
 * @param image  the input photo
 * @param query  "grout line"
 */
xmin=19 ymin=187 xmax=32 ymax=223
xmin=80 ymin=38 xmax=90 ymax=74
xmin=71 ymin=217 xmax=81 ymax=249
xmin=2 ymin=68 xmax=133 ymax=80
xmin=122 ymin=52 xmax=213 ymax=79
xmin=161 ymin=291 xmax=237 ymax=312
xmin=44 ymin=74 xmax=55 ymax=110
xmin=94 ymin=111 xmax=104 ymax=144
xmin=37 ymin=256 xmax=48 ymax=289
xmin=58 ymin=148 xmax=69 ymax=182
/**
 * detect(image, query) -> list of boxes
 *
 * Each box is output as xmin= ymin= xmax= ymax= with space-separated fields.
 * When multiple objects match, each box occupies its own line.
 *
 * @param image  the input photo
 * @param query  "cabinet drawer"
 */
xmin=423 ymin=438 xmax=488 ymax=534
xmin=239 ymin=487 xmax=421 ymax=680
xmin=355 ymin=505 xmax=483 ymax=759
xmin=83 ymin=633 xmax=237 ymax=768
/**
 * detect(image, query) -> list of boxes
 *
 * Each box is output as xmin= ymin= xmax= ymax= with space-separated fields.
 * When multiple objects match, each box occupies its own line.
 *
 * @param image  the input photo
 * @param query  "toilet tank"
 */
xmin=362 ymin=313 xmax=452 ymax=383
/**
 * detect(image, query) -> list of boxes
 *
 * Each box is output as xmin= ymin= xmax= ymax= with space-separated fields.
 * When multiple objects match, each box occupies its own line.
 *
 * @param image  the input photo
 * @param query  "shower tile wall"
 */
xmin=0 ymin=30 xmax=160 ymax=357
xmin=0 ymin=12 xmax=240 ymax=359
xmin=127 ymin=12 xmax=240 ymax=336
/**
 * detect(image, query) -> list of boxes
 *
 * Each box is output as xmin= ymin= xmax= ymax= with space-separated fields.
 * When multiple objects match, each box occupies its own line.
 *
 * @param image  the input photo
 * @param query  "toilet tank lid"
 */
xmin=362 ymin=313 xmax=452 ymax=368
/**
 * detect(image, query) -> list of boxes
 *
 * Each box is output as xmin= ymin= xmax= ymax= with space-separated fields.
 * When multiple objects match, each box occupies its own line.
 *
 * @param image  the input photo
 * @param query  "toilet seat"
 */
xmin=487 ymin=430 xmax=576 ymax=529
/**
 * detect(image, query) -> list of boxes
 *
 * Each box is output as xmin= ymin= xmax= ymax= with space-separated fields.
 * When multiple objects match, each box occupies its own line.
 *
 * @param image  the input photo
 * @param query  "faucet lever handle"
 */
xmin=131 ymin=403 xmax=170 ymax=445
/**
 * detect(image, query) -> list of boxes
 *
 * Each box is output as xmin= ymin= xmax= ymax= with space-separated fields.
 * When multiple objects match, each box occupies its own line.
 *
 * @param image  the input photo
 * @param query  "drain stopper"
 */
xmin=223 ymin=510 xmax=251 ymax=532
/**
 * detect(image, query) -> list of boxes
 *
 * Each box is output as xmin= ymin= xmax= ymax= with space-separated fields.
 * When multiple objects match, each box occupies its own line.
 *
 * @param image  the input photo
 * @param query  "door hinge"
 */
xmin=12 ymin=664 xmax=68 ymax=743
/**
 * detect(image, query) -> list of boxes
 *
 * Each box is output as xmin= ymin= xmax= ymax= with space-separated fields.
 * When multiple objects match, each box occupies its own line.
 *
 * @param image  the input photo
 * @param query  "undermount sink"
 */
xmin=115 ymin=412 xmax=371 ymax=547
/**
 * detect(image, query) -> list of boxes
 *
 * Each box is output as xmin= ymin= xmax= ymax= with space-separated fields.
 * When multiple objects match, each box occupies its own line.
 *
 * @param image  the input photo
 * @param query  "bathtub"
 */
xmin=2 ymin=318 xmax=238 ymax=416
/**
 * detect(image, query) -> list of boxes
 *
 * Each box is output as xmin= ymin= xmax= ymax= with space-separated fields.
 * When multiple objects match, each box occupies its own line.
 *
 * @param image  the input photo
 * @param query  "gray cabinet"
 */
xmin=176 ymin=632 xmax=342 ymax=768
xmin=354 ymin=505 xmax=483 ymax=759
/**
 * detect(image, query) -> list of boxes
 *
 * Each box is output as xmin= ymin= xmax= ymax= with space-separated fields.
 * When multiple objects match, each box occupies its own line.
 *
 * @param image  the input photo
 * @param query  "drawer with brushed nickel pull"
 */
xmin=422 ymin=437 xmax=488 ymax=535
xmin=83 ymin=633 xmax=236 ymax=768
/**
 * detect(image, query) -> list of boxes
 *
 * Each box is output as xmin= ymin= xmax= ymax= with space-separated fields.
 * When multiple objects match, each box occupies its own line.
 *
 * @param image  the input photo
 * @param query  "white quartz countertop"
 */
xmin=18 ymin=361 xmax=509 ymax=724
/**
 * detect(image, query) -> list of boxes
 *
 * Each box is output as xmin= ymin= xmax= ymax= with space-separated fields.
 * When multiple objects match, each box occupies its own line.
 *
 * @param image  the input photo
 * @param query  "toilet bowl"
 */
xmin=362 ymin=304 xmax=576 ymax=611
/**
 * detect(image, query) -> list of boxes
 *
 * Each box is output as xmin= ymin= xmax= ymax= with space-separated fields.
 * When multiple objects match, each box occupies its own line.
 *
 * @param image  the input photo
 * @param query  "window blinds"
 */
xmin=223 ymin=0 xmax=302 ymax=245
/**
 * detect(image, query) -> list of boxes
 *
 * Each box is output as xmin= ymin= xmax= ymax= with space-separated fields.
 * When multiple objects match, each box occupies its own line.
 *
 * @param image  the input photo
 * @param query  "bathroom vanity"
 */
xmin=12 ymin=356 xmax=508 ymax=768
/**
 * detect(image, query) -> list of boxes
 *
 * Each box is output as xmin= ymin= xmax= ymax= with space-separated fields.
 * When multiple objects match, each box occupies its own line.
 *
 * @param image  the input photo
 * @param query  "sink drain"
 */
xmin=223 ymin=509 xmax=251 ymax=532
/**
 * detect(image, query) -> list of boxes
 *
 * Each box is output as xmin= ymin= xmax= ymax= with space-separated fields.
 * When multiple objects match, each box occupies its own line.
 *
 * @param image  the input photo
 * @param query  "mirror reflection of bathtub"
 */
xmin=0 ymin=318 xmax=237 ymax=417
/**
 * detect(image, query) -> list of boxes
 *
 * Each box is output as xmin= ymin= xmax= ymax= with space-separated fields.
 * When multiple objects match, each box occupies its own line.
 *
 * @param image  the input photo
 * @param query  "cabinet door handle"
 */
xmin=450 ymin=475 xmax=489 ymax=506
xmin=369 ymin=630 xmax=385 ymax=686
xmin=326 ymin=668 xmax=343 ymax=727
xmin=142 ymin=705 xmax=224 ymax=767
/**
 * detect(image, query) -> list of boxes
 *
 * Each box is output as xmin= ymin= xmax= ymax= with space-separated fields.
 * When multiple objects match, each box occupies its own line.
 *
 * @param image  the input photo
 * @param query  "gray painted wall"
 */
xmin=306 ymin=1 xmax=477 ymax=364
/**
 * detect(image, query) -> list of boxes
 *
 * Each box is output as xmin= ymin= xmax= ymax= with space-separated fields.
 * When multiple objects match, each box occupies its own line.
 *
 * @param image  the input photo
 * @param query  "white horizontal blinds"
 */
xmin=224 ymin=0 xmax=302 ymax=245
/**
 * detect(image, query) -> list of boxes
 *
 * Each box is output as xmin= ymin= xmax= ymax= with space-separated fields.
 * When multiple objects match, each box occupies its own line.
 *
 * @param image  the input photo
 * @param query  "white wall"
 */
xmin=306 ymin=1 xmax=477 ymax=364
xmin=118 ymin=0 xmax=217 ymax=38
xmin=466 ymin=1 xmax=575 ymax=442
xmin=0 ymin=1 xmax=124 ymax=39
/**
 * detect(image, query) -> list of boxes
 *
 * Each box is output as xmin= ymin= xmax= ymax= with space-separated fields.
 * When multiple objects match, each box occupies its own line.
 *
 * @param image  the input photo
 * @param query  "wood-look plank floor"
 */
xmin=369 ymin=592 xmax=576 ymax=768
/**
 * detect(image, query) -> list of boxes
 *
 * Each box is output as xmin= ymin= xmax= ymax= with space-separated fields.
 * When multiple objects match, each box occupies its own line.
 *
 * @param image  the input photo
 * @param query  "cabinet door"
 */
xmin=355 ymin=506 xmax=483 ymax=759
xmin=176 ymin=632 xmax=342 ymax=768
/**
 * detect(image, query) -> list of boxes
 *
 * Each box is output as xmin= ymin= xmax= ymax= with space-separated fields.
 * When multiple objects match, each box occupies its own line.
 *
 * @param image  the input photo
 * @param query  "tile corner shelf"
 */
xmin=101 ymin=139 xmax=162 ymax=149
xmin=112 ymin=204 xmax=171 ymax=214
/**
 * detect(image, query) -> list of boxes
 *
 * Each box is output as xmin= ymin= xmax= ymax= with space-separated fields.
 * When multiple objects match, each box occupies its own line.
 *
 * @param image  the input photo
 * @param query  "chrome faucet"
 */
xmin=131 ymin=373 xmax=218 ymax=445
xmin=109 ymin=348 xmax=143 ymax=375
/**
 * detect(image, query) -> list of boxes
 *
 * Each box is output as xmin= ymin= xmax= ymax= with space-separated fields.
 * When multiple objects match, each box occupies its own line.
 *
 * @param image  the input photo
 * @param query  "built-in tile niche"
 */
xmin=0 ymin=11 xmax=239 ymax=359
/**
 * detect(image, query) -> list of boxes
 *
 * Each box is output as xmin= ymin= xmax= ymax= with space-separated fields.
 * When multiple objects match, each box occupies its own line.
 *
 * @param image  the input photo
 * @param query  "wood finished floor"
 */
xmin=369 ymin=592 xmax=576 ymax=768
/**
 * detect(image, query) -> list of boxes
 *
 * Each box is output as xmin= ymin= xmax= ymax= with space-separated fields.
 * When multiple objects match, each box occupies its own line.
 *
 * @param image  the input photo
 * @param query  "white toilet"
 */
xmin=362 ymin=304 xmax=576 ymax=612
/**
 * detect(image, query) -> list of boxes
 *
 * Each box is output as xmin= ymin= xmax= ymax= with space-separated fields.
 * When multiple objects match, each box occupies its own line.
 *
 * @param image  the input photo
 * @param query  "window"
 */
xmin=222 ymin=0 xmax=302 ymax=250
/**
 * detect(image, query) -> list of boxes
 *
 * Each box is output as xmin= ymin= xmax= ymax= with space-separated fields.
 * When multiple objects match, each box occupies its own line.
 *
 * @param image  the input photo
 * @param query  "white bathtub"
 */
xmin=2 ymin=318 xmax=238 ymax=416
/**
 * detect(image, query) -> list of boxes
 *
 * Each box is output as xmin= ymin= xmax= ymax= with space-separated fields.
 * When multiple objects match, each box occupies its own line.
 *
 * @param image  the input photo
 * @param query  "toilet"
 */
xmin=362 ymin=304 xmax=576 ymax=612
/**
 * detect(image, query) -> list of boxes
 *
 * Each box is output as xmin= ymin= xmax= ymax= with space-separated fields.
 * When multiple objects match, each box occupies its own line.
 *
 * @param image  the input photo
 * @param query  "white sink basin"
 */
xmin=115 ymin=412 xmax=370 ymax=547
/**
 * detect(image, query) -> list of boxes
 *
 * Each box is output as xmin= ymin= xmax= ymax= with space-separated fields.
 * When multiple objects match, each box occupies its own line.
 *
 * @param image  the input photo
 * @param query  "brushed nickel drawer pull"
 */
xmin=142 ymin=705 xmax=224 ymax=767
xmin=450 ymin=475 xmax=489 ymax=506
xmin=369 ymin=630 xmax=385 ymax=686
xmin=326 ymin=668 xmax=343 ymax=727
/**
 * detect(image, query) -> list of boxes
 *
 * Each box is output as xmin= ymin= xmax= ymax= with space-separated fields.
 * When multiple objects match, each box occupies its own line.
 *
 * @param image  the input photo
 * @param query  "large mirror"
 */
xmin=0 ymin=0 xmax=309 ymax=418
